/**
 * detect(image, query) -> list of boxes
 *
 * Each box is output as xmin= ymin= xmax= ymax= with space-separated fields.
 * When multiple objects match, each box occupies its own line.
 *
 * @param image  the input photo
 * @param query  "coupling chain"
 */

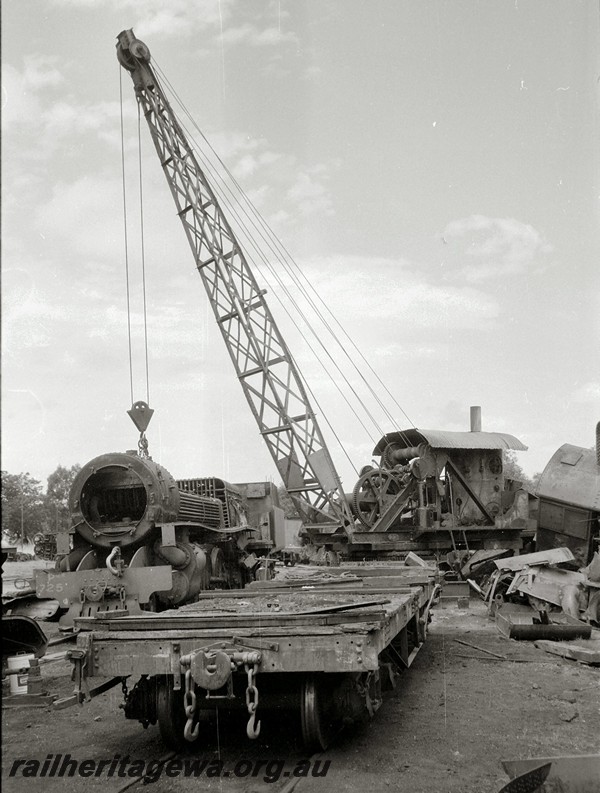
xmin=138 ymin=432 xmax=149 ymax=458
xmin=245 ymin=663 xmax=261 ymax=739
xmin=183 ymin=669 xmax=199 ymax=742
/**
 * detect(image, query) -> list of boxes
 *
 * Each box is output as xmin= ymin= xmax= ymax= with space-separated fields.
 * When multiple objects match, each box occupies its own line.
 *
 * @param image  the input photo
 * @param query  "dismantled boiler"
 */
xmin=36 ymin=447 xmax=282 ymax=628
xmin=347 ymin=406 xmax=533 ymax=555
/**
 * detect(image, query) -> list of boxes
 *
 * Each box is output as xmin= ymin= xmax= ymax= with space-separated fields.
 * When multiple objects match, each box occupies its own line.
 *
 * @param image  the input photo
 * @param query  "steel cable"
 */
xmin=153 ymin=61 xmax=415 ymax=449
xmin=137 ymin=105 xmax=151 ymax=404
xmin=149 ymin=68 xmax=367 ymax=473
xmin=119 ymin=66 xmax=134 ymax=407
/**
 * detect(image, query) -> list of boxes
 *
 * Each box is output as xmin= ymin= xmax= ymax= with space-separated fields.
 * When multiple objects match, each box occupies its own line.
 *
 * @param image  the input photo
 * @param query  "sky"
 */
xmin=2 ymin=0 xmax=599 ymax=495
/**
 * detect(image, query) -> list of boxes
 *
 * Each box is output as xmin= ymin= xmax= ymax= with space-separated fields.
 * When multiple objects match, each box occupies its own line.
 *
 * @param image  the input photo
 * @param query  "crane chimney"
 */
xmin=596 ymin=421 xmax=600 ymax=467
xmin=470 ymin=406 xmax=482 ymax=433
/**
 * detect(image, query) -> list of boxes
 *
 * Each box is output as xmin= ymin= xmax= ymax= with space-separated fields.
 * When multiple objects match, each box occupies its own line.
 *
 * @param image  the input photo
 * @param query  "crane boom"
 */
xmin=116 ymin=30 xmax=353 ymax=530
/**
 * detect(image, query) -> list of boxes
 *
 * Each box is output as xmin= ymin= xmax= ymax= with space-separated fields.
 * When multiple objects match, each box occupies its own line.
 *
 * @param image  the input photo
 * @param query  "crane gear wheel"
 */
xmin=351 ymin=468 xmax=402 ymax=529
xmin=381 ymin=444 xmax=399 ymax=469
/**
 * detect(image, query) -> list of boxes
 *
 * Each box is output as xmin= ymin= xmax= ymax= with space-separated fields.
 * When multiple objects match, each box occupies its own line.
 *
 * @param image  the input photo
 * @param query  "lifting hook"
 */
xmin=246 ymin=711 xmax=261 ymax=740
xmin=184 ymin=718 xmax=200 ymax=742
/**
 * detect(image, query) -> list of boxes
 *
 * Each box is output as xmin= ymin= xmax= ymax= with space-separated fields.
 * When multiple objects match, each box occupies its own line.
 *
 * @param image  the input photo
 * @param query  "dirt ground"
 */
xmin=3 ymin=594 xmax=599 ymax=793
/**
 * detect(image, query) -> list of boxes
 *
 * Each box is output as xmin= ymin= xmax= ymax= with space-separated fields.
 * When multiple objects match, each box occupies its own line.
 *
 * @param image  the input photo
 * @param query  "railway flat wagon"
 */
xmin=65 ymin=566 xmax=438 ymax=751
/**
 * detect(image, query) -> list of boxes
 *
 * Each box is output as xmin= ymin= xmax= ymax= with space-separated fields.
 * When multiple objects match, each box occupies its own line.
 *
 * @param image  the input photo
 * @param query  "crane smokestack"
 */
xmin=596 ymin=421 xmax=600 ymax=467
xmin=470 ymin=406 xmax=482 ymax=433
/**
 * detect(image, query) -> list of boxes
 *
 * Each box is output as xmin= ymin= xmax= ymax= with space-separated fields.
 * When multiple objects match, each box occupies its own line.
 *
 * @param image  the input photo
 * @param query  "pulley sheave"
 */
xmin=128 ymin=400 xmax=154 ymax=433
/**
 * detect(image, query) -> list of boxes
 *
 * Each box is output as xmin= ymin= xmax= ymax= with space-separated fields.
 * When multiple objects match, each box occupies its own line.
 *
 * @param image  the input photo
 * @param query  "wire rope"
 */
xmin=153 ymin=61 xmax=415 ymax=449
xmin=119 ymin=66 xmax=135 ymax=406
xmin=148 ymin=70 xmax=369 ymax=473
xmin=137 ymin=105 xmax=151 ymax=404
xmin=152 ymin=76 xmax=385 ymax=450
xmin=153 ymin=63 xmax=413 ymax=425
xmin=132 ymin=58 xmax=418 ymax=473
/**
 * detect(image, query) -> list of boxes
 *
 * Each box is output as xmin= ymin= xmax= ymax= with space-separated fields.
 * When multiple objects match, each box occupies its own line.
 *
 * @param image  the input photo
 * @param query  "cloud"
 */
xmin=2 ymin=269 xmax=62 ymax=354
xmin=43 ymin=100 xmax=126 ymax=145
xmin=286 ymin=168 xmax=334 ymax=217
xmin=2 ymin=59 xmax=134 ymax=168
xmin=2 ymin=57 xmax=63 ymax=127
xmin=572 ymin=381 xmax=600 ymax=405
xmin=47 ymin=0 xmax=243 ymax=41
xmin=442 ymin=215 xmax=553 ymax=282
xmin=218 ymin=23 xmax=298 ymax=48
xmin=372 ymin=344 xmax=437 ymax=359
xmin=34 ymin=175 xmax=127 ymax=261
xmin=183 ymin=128 xmax=338 ymax=225
xmin=299 ymin=255 xmax=499 ymax=330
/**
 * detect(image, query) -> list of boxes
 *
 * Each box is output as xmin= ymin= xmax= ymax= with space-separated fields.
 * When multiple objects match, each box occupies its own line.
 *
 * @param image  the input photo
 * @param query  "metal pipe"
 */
xmin=389 ymin=446 xmax=421 ymax=463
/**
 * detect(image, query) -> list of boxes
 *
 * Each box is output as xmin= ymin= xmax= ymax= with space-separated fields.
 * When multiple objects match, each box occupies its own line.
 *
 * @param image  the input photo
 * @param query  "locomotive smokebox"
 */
xmin=69 ymin=452 xmax=204 ymax=549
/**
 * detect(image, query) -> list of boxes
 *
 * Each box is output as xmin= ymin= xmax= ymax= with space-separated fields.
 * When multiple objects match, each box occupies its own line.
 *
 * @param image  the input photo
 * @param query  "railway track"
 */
xmin=113 ymin=747 xmax=328 ymax=793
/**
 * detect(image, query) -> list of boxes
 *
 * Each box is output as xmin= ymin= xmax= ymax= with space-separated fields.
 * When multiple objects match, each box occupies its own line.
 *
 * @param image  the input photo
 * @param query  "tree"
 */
xmin=529 ymin=471 xmax=543 ymax=493
xmin=1 ymin=471 xmax=46 ymax=542
xmin=503 ymin=450 xmax=535 ymax=492
xmin=43 ymin=464 xmax=81 ymax=534
xmin=276 ymin=484 xmax=300 ymax=518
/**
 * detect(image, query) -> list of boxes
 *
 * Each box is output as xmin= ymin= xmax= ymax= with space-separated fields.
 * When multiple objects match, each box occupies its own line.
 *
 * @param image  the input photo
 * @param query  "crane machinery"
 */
xmin=116 ymin=29 xmax=353 ymax=542
xmin=30 ymin=26 xmax=533 ymax=638
xmin=48 ymin=29 xmax=535 ymax=749
xmin=114 ymin=30 xmax=531 ymax=561
xmin=44 ymin=30 xmax=442 ymax=751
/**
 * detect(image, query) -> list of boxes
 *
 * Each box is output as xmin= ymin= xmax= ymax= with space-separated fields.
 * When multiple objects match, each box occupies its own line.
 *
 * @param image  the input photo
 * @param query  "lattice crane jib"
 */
xmin=116 ymin=30 xmax=353 ymax=530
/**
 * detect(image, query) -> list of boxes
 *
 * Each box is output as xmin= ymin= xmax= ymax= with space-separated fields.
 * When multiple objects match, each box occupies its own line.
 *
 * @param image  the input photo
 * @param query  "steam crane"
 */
xmin=39 ymin=31 xmax=533 ymax=749
xmin=116 ymin=30 xmax=532 ymax=562
xmin=116 ymin=30 xmax=353 ymax=543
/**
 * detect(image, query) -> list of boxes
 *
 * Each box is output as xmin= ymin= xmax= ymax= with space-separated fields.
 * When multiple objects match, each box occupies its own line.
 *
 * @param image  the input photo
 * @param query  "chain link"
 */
xmin=121 ymin=677 xmax=129 ymax=699
xmin=245 ymin=664 xmax=259 ymax=713
xmin=244 ymin=663 xmax=261 ymax=738
xmin=183 ymin=669 xmax=199 ymax=742
xmin=138 ymin=432 xmax=149 ymax=458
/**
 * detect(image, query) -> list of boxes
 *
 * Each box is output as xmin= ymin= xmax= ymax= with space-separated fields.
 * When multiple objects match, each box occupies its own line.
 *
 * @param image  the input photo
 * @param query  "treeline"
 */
xmin=503 ymin=450 xmax=541 ymax=493
xmin=1 ymin=454 xmax=539 ymax=544
xmin=1 ymin=465 xmax=81 ymax=543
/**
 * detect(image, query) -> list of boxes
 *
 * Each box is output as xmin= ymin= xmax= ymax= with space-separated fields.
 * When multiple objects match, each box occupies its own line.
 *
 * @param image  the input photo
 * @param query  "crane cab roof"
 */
xmin=373 ymin=428 xmax=527 ymax=455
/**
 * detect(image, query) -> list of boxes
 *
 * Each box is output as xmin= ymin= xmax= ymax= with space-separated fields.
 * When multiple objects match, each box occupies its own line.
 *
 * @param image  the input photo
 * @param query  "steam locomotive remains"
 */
xmin=16 ymin=28 xmax=595 ymax=757
xmin=34 ymin=442 xmax=438 ymax=747
xmin=35 ymin=449 xmax=281 ymax=630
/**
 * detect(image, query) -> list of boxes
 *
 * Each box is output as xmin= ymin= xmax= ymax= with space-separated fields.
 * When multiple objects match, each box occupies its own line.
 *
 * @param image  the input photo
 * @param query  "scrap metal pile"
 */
xmin=474 ymin=547 xmax=600 ymax=624
xmin=470 ymin=547 xmax=600 ymax=666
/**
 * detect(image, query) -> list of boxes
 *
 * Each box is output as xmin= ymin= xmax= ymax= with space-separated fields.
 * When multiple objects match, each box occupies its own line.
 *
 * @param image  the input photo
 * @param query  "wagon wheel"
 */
xmin=210 ymin=547 xmax=228 ymax=586
xmin=157 ymin=677 xmax=200 ymax=748
xmin=351 ymin=468 xmax=401 ymax=529
xmin=300 ymin=675 xmax=337 ymax=751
